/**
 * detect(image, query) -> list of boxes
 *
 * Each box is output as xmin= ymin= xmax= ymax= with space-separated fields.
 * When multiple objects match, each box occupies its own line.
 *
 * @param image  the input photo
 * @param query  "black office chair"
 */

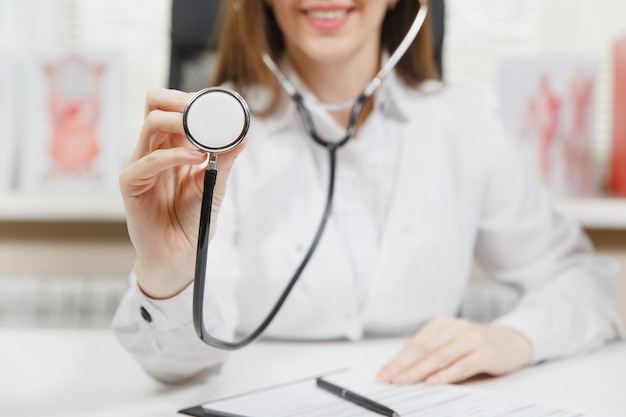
xmin=168 ymin=0 xmax=222 ymax=91
xmin=168 ymin=0 xmax=445 ymax=91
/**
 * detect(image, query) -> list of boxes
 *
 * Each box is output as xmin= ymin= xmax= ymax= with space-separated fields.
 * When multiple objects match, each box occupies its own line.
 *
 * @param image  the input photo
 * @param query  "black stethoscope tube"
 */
xmin=293 ymin=93 xmax=369 ymax=151
xmin=193 ymin=147 xmax=338 ymax=350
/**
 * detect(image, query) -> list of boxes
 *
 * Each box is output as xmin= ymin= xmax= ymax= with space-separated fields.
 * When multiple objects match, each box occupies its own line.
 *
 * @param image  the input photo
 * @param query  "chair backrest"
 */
xmin=169 ymin=0 xmax=445 ymax=91
xmin=168 ymin=0 xmax=222 ymax=90
xmin=430 ymin=0 xmax=445 ymax=77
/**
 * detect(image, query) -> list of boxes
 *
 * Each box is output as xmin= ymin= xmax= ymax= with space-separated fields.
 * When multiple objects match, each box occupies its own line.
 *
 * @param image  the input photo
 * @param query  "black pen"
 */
xmin=316 ymin=377 xmax=402 ymax=417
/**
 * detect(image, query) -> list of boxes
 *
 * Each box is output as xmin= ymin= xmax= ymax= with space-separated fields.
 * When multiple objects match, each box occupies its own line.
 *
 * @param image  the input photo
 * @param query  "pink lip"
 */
xmin=302 ymin=7 xmax=353 ymax=31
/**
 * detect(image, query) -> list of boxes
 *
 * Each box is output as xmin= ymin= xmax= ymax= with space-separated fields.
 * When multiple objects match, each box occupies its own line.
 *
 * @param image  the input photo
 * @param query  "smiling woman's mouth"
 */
xmin=306 ymin=9 xmax=349 ymax=20
xmin=303 ymin=7 xmax=353 ymax=30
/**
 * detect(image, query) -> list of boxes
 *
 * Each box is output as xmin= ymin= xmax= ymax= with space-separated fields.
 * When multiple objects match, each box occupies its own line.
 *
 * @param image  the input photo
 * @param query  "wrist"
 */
xmin=134 ymin=260 xmax=193 ymax=300
xmin=490 ymin=324 xmax=534 ymax=366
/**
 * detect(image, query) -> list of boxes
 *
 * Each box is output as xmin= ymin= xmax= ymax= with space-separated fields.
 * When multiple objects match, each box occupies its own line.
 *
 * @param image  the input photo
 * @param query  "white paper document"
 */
xmin=197 ymin=369 xmax=615 ymax=417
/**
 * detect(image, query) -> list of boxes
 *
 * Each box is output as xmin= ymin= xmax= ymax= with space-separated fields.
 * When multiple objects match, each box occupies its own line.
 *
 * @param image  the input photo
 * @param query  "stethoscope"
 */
xmin=183 ymin=0 xmax=428 ymax=350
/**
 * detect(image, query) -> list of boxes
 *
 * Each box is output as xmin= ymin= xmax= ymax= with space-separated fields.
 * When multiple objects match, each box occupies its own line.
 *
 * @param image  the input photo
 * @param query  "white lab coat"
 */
xmin=112 ymin=71 xmax=623 ymax=383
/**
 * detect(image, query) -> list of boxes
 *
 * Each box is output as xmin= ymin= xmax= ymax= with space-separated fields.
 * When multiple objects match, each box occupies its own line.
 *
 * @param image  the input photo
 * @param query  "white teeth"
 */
xmin=307 ymin=10 xmax=347 ymax=20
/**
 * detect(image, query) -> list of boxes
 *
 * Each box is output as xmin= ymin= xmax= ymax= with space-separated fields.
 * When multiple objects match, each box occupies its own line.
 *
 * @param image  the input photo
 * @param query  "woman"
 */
xmin=113 ymin=0 xmax=622 ymax=384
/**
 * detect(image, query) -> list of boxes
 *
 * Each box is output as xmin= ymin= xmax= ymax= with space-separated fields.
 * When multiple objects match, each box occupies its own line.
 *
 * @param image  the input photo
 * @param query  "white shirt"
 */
xmin=112 ymin=71 xmax=623 ymax=383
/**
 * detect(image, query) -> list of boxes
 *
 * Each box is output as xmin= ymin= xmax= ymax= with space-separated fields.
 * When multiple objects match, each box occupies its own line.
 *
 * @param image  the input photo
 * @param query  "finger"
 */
xmin=132 ymin=110 xmax=188 ymax=161
xmin=377 ymin=316 xmax=457 ymax=383
xmin=144 ymin=88 xmax=193 ymax=118
xmin=120 ymin=147 xmax=207 ymax=197
xmin=391 ymin=335 xmax=478 ymax=385
xmin=212 ymin=137 xmax=249 ymax=199
xmin=214 ymin=137 xmax=248 ymax=172
xmin=425 ymin=351 xmax=484 ymax=385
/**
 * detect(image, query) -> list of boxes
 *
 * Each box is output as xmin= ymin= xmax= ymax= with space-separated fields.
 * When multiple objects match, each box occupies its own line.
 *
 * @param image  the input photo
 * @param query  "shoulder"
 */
xmin=397 ymin=79 xmax=515 ymax=172
xmin=405 ymin=80 xmax=496 ymax=117
xmin=402 ymin=80 xmax=504 ymax=139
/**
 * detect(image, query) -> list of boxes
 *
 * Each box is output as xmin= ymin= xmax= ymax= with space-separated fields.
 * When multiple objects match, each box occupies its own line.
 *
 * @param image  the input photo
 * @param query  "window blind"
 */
xmin=444 ymin=0 xmax=626 ymax=178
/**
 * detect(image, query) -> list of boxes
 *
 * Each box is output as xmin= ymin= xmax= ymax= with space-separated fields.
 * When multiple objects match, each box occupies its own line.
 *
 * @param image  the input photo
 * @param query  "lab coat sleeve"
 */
xmin=111 ymin=188 xmax=242 ymax=384
xmin=474 ymin=105 xmax=624 ymax=364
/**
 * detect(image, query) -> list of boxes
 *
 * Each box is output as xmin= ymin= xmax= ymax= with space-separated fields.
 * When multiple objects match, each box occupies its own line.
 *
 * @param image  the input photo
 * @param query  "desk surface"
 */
xmin=0 ymin=329 xmax=624 ymax=417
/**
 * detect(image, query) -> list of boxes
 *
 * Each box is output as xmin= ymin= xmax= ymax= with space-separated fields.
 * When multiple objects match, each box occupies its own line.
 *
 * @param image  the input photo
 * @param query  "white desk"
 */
xmin=1 ymin=329 xmax=624 ymax=417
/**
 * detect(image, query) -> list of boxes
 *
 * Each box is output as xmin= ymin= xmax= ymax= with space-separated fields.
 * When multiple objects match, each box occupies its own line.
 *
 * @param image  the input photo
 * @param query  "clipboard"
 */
xmin=178 ymin=371 xmax=335 ymax=417
xmin=178 ymin=368 xmax=613 ymax=417
xmin=178 ymin=405 xmax=244 ymax=417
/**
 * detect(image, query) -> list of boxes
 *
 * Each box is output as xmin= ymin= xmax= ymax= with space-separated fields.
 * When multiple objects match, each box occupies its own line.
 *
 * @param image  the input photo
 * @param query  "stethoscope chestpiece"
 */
xmin=183 ymin=87 xmax=250 ymax=154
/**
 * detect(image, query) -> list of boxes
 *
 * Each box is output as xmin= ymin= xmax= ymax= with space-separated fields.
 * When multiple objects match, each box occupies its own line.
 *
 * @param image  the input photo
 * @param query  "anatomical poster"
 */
xmin=498 ymin=56 xmax=599 ymax=199
xmin=18 ymin=52 xmax=123 ymax=194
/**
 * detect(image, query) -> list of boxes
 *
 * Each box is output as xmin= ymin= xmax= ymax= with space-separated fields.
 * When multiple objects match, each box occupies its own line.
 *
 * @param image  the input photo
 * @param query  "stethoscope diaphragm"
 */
xmin=183 ymin=87 xmax=250 ymax=154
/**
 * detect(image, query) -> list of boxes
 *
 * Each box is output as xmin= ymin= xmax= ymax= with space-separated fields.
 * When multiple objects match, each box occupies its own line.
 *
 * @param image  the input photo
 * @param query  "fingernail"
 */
xmin=189 ymin=149 xmax=206 ymax=157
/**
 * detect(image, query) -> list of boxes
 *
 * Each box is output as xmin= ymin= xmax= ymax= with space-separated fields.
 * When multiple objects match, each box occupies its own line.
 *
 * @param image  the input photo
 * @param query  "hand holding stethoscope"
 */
xmin=118 ymin=88 xmax=247 ymax=300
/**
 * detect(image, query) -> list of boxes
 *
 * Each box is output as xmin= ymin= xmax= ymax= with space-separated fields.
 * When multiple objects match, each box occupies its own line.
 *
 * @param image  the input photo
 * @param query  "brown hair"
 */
xmin=211 ymin=0 xmax=440 ymax=112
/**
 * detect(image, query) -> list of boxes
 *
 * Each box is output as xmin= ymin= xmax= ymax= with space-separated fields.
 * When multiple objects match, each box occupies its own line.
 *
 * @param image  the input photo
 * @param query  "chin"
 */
xmin=298 ymin=38 xmax=358 ymax=64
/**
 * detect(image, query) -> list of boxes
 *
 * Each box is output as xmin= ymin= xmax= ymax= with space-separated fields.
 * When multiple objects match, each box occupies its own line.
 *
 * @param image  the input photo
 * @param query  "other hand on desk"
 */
xmin=377 ymin=315 xmax=533 ymax=385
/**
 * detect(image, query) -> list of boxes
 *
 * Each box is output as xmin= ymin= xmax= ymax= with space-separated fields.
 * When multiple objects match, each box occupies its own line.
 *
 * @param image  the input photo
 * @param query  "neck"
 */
xmin=287 ymin=45 xmax=380 ymax=129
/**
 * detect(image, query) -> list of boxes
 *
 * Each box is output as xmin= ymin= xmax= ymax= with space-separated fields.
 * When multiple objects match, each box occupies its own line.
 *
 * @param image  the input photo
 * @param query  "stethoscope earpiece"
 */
xmin=183 ymin=87 xmax=250 ymax=154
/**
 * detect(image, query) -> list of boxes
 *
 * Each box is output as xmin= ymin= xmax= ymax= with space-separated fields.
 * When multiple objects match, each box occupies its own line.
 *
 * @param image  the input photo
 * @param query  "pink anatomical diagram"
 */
xmin=518 ymin=65 xmax=597 ymax=197
xmin=44 ymin=56 xmax=105 ymax=172
xmin=520 ymin=74 xmax=561 ymax=182
xmin=610 ymin=37 xmax=626 ymax=196
xmin=562 ymin=69 xmax=594 ymax=193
